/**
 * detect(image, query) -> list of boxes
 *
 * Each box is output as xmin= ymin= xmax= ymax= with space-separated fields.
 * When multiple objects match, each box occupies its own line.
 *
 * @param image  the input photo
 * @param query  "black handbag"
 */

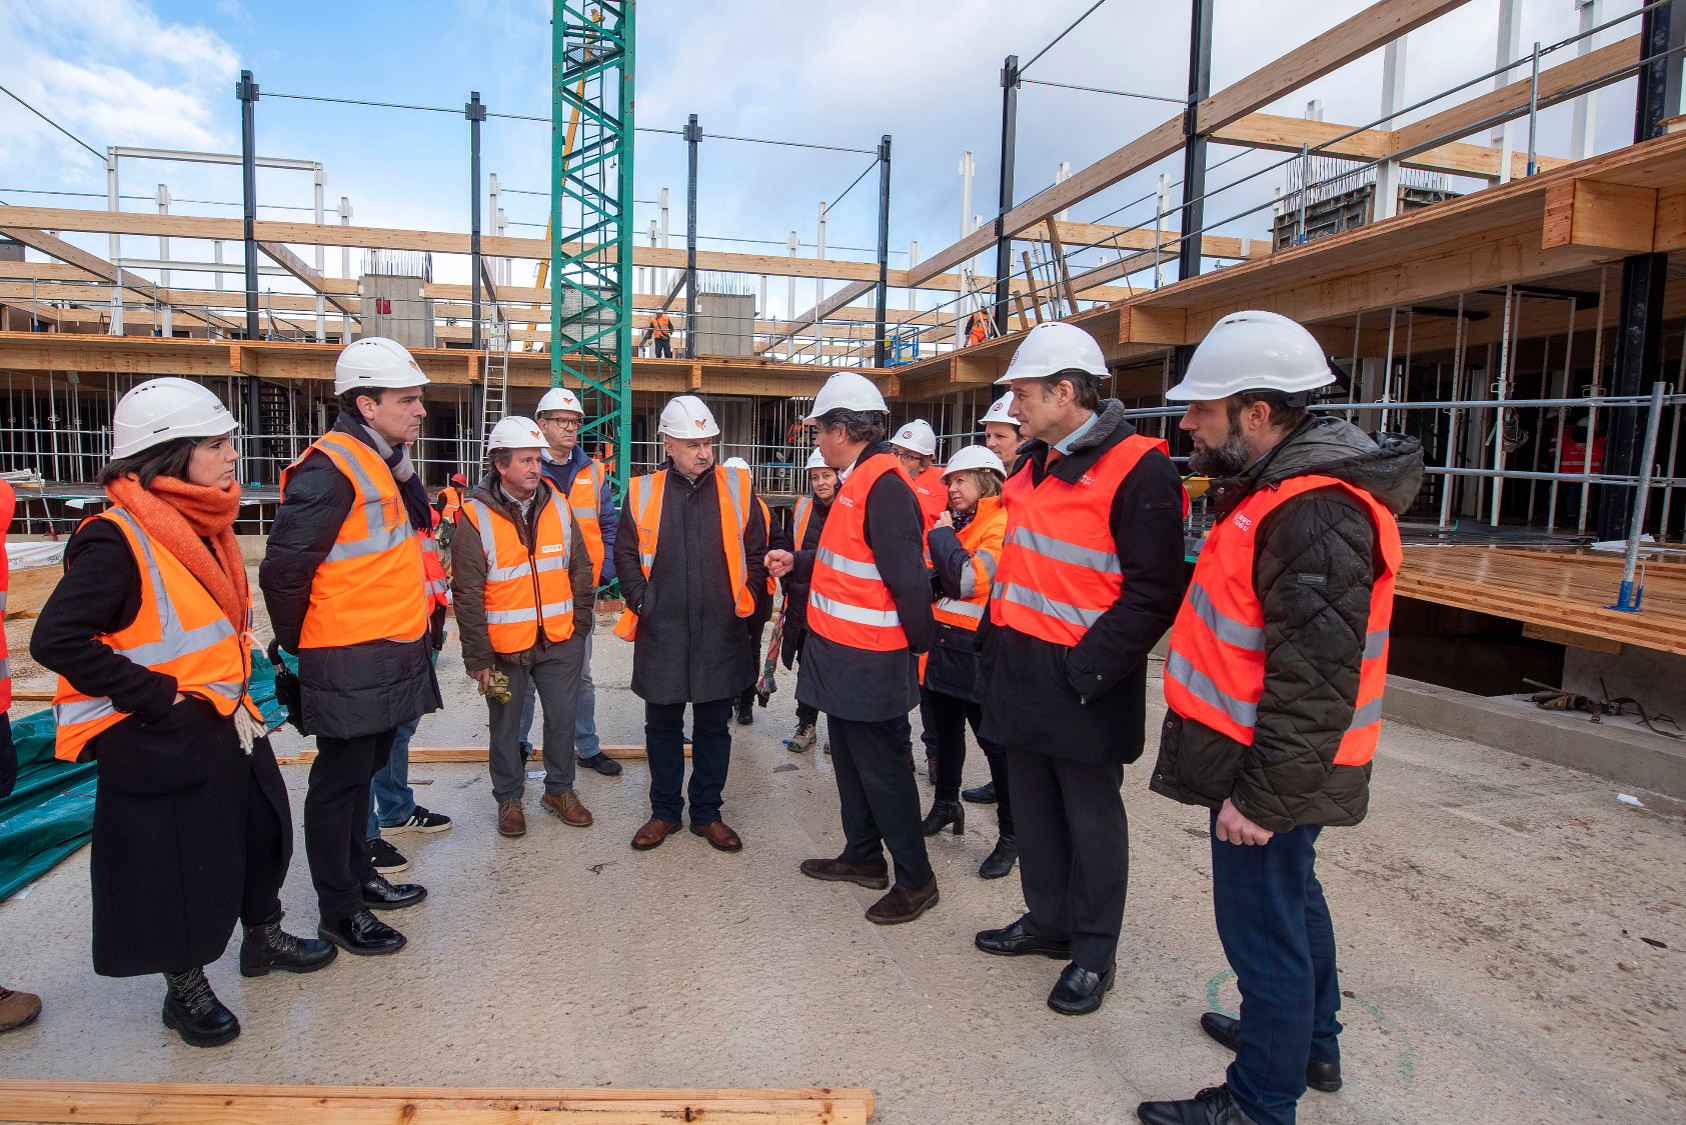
xmin=265 ymin=638 xmax=306 ymax=735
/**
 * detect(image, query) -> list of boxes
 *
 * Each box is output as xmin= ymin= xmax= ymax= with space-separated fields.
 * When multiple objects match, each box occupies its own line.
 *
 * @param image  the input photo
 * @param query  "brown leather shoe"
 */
xmin=540 ymin=790 xmax=593 ymax=827
xmin=496 ymin=798 xmax=526 ymax=838
xmin=690 ymin=820 xmax=742 ymax=852
xmin=0 ymin=987 xmax=41 ymax=1033
xmin=865 ymin=877 xmax=939 ymax=925
xmin=799 ymin=856 xmax=890 ymax=889
xmin=630 ymin=817 xmax=680 ymax=850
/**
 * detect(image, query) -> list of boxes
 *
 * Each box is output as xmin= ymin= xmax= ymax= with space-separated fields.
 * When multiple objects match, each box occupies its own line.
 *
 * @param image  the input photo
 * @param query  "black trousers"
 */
xmin=646 ymin=697 xmax=732 ymax=825
xmin=829 ymin=714 xmax=933 ymax=889
xmin=796 ymin=700 xmax=819 ymax=726
xmin=652 ymin=336 xmax=672 ymax=358
xmin=925 ymin=688 xmax=1013 ymax=835
xmin=1006 ymin=748 xmax=1127 ymax=973
xmin=304 ymin=728 xmax=396 ymax=922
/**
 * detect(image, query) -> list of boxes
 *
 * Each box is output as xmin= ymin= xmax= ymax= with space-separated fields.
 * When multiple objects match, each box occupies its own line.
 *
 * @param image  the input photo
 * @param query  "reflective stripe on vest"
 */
xmin=439 ymin=485 xmax=463 ymax=523
xmin=1162 ymin=474 xmax=1402 ymax=768
xmin=988 ymin=433 xmax=1166 ymax=647
xmin=613 ymin=466 xmax=756 ymax=641
xmin=281 ymin=433 xmax=428 ymax=649
xmin=568 ymin=458 xmax=606 ymax=586
xmin=807 ymin=452 xmax=912 ymax=652
xmin=51 ymin=507 xmax=260 ymax=762
xmin=932 ymin=495 xmax=1007 ymax=633
xmin=461 ymin=486 xmax=575 ymax=652
xmin=419 ymin=515 xmax=449 ymax=611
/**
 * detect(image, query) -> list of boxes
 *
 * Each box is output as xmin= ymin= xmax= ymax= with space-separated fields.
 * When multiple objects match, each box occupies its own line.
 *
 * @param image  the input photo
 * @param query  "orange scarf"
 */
xmin=103 ymin=474 xmax=249 ymax=638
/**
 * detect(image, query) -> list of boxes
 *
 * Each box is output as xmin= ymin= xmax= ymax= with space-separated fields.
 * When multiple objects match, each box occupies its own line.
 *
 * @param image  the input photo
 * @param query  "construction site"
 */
xmin=1 ymin=0 xmax=1685 ymax=1122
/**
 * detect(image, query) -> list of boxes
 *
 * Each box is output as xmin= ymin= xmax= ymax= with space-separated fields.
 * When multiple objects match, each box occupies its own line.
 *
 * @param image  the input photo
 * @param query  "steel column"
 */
xmin=874 ymin=135 xmax=891 ymax=368
xmin=1177 ymin=0 xmax=1213 ymax=283
xmin=237 ymin=69 xmax=262 ymax=470
xmin=685 ymin=113 xmax=700 ymax=360
xmin=992 ymin=54 xmax=1019 ymax=336
xmin=467 ymin=91 xmax=486 ymax=351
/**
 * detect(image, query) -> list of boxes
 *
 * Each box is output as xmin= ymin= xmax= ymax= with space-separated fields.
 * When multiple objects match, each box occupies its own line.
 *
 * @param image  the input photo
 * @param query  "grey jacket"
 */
xmin=451 ymin=473 xmax=594 ymax=673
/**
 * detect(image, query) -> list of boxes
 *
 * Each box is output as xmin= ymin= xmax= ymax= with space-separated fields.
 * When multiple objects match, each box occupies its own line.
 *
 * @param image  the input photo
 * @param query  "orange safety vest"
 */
xmin=651 ymin=313 xmax=672 ymax=340
xmin=967 ymin=314 xmax=989 ymax=347
xmin=756 ymin=495 xmax=777 ymax=595
xmin=910 ymin=465 xmax=948 ymax=529
xmin=1163 ymin=476 xmax=1401 ymax=767
xmin=420 ymin=508 xmax=449 ymax=614
xmin=461 ymin=485 xmax=576 ymax=654
xmin=808 ymin=452 xmax=914 ymax=652
xmin=932 ymin=496 xmax=1007 ymax=632
xmin=0 ymin=480 xmax=12 ymax=713
xmin=281 ymin=432 xmax=429 ymax=650
xmin=613 ymin=465 xmax=757 ymax=640
xmin=438 ymin=484 xmax=464 ymax=524
xmin=51 ymin=508 xmax=262 ymax=762
xmin=562 ymin=457 xmax=607 ymax=586
xmin=989 ymin=434 xmax=1166 ymax=646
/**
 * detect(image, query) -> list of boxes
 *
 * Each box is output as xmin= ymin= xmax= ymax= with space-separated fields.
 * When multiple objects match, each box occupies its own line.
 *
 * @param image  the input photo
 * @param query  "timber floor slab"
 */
xmin=1397 ymin=545 xmax=1686 ymax=654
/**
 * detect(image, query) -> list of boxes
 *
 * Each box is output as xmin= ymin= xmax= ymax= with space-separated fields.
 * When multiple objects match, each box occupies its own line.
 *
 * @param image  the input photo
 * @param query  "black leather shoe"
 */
xmin=961 ymin=780 xmax=997 ymax=804
xmin=579 ymin=752 xmax=623 ymax=776
xmin=974 ymin=918 xmax=1071 ymax=959
xmin=160 ymin=967 xmax=240 ymax=1048
xmin=920 ymin=798 xmax=965 ymax=836
xmin=1200 ymin=1012 xmax=1342 ymax=1092
xmin=1047 ymin=961 xmax=1115 ymax=1015
xmin=736 ymin=698 xmax=755 ymax=725
xmin=239 ymin=913 xmax=337 ymax=977
xmin=361 ymin=874 xmax=427 ymax=910
xmin=978 ymin=834 xmax=1017 ymax=879
xmin=1136 ymin=1083 xmax=1259 ymax=1125
xmin=318 ymin=909 xmax=406 ymax=956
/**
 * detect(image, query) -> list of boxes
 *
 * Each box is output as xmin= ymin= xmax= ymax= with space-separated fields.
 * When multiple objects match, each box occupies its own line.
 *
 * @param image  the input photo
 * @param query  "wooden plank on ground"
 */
xmin=274 ymin=745 xmax=686 ymax=765
xmin=0 ymin=1079 xmax=873 ymax=1124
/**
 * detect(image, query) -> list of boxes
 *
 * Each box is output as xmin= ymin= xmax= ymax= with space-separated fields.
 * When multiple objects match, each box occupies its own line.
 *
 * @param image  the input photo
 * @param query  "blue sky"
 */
xmin=0 ymin=0 xmax=1652 ymax=318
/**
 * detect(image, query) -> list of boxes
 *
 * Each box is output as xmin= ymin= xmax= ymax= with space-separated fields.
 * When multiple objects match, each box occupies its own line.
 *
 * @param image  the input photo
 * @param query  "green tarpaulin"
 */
xmin=0 ymin=649 xmax=287 ymax=902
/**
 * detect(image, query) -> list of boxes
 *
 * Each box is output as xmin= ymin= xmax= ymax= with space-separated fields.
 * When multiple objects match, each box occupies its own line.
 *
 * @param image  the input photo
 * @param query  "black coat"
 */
xmin=778 ymin=496 xmax=830 ymax=670
xmin=613 ymin=463 xmax=768 ymax=706
xmin=31 ymin=518 xmax=292 ymax=977
xmin=978 ymin=401 xmax=1187 ymax=766
xmin=922 ymin=507 xmax=996 ymax=704
xmin=1151 ymin=418 xmax=1424 ymax=831
xmin=258 ymin=416 xmax=441 ymax=739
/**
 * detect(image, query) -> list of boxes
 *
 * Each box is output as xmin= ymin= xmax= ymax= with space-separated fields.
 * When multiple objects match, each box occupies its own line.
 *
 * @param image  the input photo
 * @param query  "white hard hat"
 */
xmin=334 ymin=337 xmax=430 ymax=394
xmin=1166 ymin=309 xmax=1335 ymax=401
xmin=536 ymin=386 xmax=585 ymax=416
xmin=487 ymin=416 xmax=546 ymax=451
xmin=982 ymin=391 xmax=1018 ymax=427
xmin=805 ymin=448 xmax=829 ymax=470
xmin=722 ymin=456 xmax=751 ymax=470
xmin=942 ymin=444 xmax=1006 ymax=481
xmin=112 ymin=377 xmax=238 ymax=459
xmin=996 ymin=321 xmax=1107 ymax=384
xmin=805 ymin=371 xmax=886 ymax=421
xmin=658 ymin=394 xmax=720 ymax=438
xmin=890 ymin=418 xmax=938 ymax=457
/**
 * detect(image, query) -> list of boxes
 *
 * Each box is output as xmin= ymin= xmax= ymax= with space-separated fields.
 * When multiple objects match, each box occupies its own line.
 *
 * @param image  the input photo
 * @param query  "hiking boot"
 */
xmin=787 ymin=721 xmax=817 ymax=752
xmin=161 ymin=967 xmax=240 ymax=1048
xmin=540 ymin=789 xmax=593 ymax=827
xmin=239 ymin=912 xmax=337 ymax=977
xmin=497 ymin=797 xmax=526 ymax=837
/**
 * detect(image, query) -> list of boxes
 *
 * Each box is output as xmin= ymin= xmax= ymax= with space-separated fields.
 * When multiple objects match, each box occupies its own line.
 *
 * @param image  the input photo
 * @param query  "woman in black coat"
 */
xmin=31 ymin=378 xmax=333 ymax=1049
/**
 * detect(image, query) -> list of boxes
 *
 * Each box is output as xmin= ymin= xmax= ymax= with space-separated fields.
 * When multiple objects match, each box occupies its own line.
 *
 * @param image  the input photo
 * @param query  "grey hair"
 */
xmin=817 ymin=407 xmax=886 ymax=445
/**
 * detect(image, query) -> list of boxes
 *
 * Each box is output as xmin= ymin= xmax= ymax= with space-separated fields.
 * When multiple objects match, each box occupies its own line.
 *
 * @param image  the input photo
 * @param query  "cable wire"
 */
xmin=827 ymin=157 xmax=881 ymax=212
xmin=0 ymin=82 xmax=103 ymax=161
xmin=1021 ymin=78 xmax=1183 ymax=104
xmin=1021 ymin=0 xmax=1109 ymax=74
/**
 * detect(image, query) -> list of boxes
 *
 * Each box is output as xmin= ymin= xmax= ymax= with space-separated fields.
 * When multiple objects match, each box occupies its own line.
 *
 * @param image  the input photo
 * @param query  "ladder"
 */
xmin=478 ymin=317 xmax=510 ymax=468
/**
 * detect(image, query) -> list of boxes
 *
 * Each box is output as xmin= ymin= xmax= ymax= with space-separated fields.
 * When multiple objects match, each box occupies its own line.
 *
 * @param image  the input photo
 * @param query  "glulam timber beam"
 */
xmin=257 ymin=241 xmax=360 ymax=319
xmin=1209 ymin=113 xmax=1571 ymax=182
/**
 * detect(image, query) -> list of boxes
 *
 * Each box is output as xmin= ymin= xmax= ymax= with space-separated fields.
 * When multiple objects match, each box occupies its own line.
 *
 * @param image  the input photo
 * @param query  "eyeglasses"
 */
xmin=538 ymin=416 xmax=583 ymax=430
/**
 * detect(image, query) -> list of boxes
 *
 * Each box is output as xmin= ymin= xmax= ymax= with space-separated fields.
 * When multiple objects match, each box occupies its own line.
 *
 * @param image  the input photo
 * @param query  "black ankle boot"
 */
xmin=920 ymin=798 xmax=965 ymax=837
xmin=240 ymin=912 xmax=338 ymax=977
xmin=161 ymin=967 xmax=240 ymax=1048
xmin=979 ymin=833 xmax=1017 ymax=878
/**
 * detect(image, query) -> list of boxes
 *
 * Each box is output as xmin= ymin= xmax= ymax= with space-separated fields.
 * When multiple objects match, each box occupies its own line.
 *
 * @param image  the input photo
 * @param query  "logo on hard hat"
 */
xmin=695 ymin=418 xmax=707 ymax=429
xmin=900 ymin=428 xmax=913 ymax=439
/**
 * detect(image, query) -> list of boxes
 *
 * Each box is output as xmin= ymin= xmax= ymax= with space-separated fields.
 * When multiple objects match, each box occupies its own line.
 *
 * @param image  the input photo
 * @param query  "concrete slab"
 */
xmin=1 ymin=611 xmax=1683 ymax=1122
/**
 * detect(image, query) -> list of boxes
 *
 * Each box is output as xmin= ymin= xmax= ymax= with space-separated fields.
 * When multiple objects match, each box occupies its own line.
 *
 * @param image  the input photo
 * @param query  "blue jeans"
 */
xmin=366 ymin=716 xmax=419 ymax=840
xmin=520 ymin=625 xmax=601 ymax=759
xmin=1210 ymin=815 xmax=1342 ymax=1125
xmin=645 ymin=697 xmax=732 ymax=826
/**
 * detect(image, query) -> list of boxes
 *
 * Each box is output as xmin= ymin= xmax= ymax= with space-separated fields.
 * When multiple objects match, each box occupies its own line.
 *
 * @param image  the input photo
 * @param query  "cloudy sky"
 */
xmin=0 ymin=0 xmax=1652 ymax=318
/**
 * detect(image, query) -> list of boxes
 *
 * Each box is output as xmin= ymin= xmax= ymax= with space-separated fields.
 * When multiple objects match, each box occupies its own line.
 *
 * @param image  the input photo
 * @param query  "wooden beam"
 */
xmin=256 ymin=241 xmax=360 ymax=318
xmin=1541 ymin=179 xmax=1657 ymax=254
xmin=1119 ymin=306 xmax=1190 ymax=346
xmin=1209 ymin=112 xmax=1570 ymax=181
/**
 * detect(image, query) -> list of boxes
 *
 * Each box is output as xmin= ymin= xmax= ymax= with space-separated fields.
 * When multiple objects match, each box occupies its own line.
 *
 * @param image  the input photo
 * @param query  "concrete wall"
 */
xmin=694 ymin=293 xmax=754 ymax=357
xmin=358 ymin=274 xmax=434 ymax=349
xmin=1563 ymin=643 xmax=1686 ymax=720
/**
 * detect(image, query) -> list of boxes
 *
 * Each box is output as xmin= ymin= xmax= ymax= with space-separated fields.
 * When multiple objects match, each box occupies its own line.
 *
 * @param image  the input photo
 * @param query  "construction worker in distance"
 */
xmin=436 ymin=472 xmax=467 ymax=525
xmin=612 ymin=396 xmax=767 ymax=854
xmin=1138 ymin=311 xmax=1422 ymax=1125
xmin=260 ymin=337 xmax=440 ymax=959
xmin=918 ymin=444 xmax=1018 ymax=880
xmin=723 ymin=456 xmax=777 ymax=727
xmin=981 ymin=390 xmax=1024 ymax=474
xmin=766 ymin=372 xmax=940 ymax=926
xmin=35 ymin=378 xmax=332 ymax=1048
xmin=777 ymin=447 xmax=837 ymax=753
xmin=972 ymin=321 xmax=1186 ymax=1016
xmin=645 ymin=310 xmax=674 ymax=358
xmin=890 ymin=418 xmax=948 ymax=529
xmin=452 ymin=417 xmax=598 ymax=839
xmin=529 ymin=385 xmax=623 ymax=778
xmin=965 ymin=309 xmax=991 ymax=348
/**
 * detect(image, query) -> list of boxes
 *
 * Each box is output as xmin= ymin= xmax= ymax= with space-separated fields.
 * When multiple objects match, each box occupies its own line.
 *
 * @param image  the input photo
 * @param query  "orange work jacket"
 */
xmin=1163 ymin=475 xmax=1401 ymax=767
xmin=807 ymin=452 xmax=914 ymax=652
xmin=932 ymin=496 xmax=1007 ymax=632
xmin=989 ymin=434 xmax=1165 ymax=647
xmin=281 ymin=432 xmax=428 ymax=650
xmin=967 ymin=314 xmax=989 ymax=347
xmin=420 ymin=508 xmax=449 ymax=614
xmin=438 ymin=485 xmax=464 ymax=524
xmin=461 ymin=487 xmax=576 ymax=654
xmin=614 ymin=465 xmax=756 ymax=641
xmin=52 ymin=508 xmax=261 ymax=762
xmin=561 ymin=457 xmax=608 ymax=586
xmin=910 ymin=465 xmax=949 ymax=530
xmin=651 ymin=313 xmax=672 ymax=340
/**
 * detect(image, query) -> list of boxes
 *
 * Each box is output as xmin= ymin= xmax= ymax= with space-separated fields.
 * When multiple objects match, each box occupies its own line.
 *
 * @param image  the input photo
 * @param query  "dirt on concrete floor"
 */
xmin=0 ymin=601 xmax=1682 ymax=1123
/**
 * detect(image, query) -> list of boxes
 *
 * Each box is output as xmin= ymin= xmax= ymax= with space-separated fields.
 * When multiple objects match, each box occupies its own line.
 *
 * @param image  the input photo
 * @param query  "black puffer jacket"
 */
xmin=1150 ymin=416 xmax=1424 ymax=832
xmin=778 ymin=496 xmax=829 ymax=670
